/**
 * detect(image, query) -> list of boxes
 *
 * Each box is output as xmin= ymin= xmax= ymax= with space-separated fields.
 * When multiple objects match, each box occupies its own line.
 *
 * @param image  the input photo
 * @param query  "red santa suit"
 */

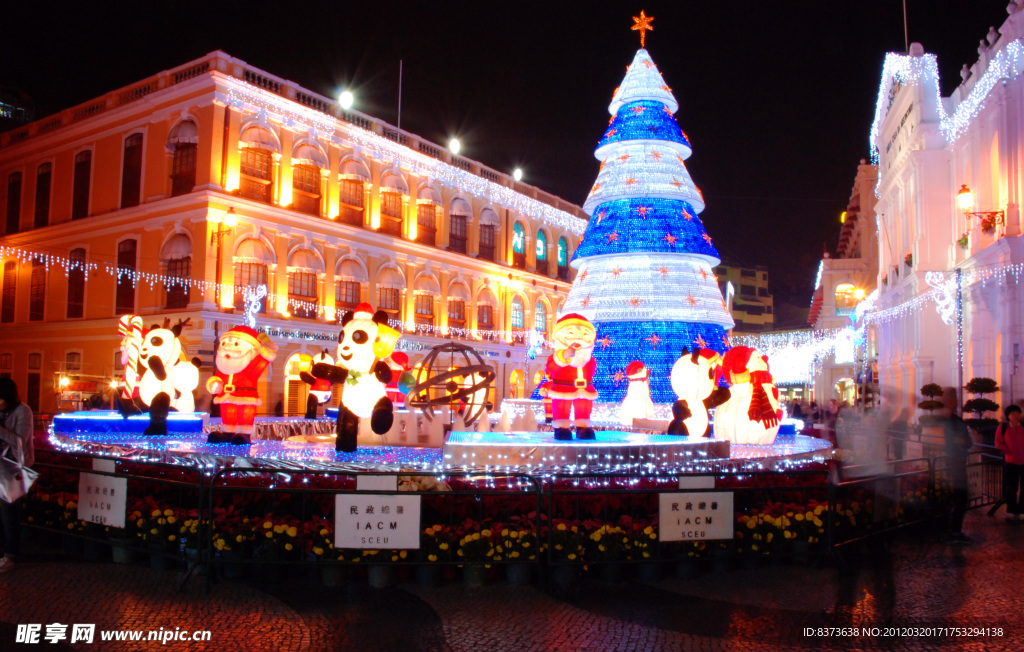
xmin=207 ymin=325 xmax=277 ymax=443
xmin=545 ymin=313 xmax=599 ymax=439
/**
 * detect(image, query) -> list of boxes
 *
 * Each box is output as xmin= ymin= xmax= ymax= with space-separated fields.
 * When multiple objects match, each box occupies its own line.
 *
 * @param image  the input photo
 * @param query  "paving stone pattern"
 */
xmin=2 ymin=508 xmax=1023 ymax=651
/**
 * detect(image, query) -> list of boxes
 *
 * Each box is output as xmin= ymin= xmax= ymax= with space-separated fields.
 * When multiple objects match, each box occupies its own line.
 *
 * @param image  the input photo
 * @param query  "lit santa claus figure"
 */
xmin=620 ymin=361 xmax=655 ymax=426
xmin=545 ymin=313 xmax=599 ymax=441
xmin=207 ymin=325 xmax=278 ymax=445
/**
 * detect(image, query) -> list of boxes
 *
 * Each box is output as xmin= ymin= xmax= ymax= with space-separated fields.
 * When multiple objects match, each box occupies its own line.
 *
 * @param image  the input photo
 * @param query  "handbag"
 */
xmin=0 ymin=442 xmax=37 ymax=503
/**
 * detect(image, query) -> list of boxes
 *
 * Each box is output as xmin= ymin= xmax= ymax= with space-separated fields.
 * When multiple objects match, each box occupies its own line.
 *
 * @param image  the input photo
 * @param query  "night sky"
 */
xmin=0 ymin=1 xmax=1010 ymax=324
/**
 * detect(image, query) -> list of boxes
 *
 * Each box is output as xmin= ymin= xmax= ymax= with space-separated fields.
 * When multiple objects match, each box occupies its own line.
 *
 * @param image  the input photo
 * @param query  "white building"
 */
xmin=870 ymin=3 xmax=1024 ymax=418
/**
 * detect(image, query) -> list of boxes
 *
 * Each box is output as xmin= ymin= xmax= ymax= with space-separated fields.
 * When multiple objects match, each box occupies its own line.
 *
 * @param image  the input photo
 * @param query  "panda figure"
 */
xmin=311 ymin=303 xmax=402 ymax=452
xmin=299 ymin=349 xmax=335 ymax=418
xmin=136 ymin=321 xmax=201 ymax=436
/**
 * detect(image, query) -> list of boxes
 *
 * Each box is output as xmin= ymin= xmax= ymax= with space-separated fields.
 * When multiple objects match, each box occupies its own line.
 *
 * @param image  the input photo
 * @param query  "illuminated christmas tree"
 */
xmin=561 ymin=17 xmax=734 ymax=404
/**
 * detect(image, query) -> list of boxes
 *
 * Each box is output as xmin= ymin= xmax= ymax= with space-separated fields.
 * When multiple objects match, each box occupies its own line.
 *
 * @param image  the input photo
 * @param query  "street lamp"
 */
xmin=338 ymin=89 xmax=354 ymax=110
xmin=513 ymin=168 xmax=523 ymax=182
xmin=449 ymin=137 xmax=461 ymax=156
xmin=957 ymin=184 xmax=1005 ymax=228
xmin=211 ymin=208 xmax=237 ymax=308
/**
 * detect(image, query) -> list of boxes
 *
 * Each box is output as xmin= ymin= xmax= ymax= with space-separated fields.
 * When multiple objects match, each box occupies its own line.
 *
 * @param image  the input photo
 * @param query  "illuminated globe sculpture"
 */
xmin=560 ymin=47 xmax=734 ymax=404
xmin=405 ymin=343 xmax=495 ymax=428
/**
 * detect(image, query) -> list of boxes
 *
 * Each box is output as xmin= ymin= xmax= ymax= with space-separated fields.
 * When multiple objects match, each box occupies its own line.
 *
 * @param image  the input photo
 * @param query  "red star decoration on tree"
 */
xmin=721 ymin=300 xmax=728 ymax=310
xmin=643 ymin=59 xmax=655 ymax=69
xmin=682 ymin=210 xmax=693 ymax=221
xmin=722 ymin=334 xmax=731 ymax=348
xmin=694 ymin=335 xmax=708 ymax=349
xmin=611 ymin=266 xmax=623 ymax=278
xmin=595 ymin=210 xmax=607 ymax=225
xmin=591 ymin=182 xmax=601 ymax=193
xmin=662 ymin=105 xmax=673 ymax=116
xmin=650 ymin=150 xmax=662 ymax=162
xmin=608 ymin=114 xmax=616 ymax=126
xmin=699 ymin=268 xmax=709 ymax=280
xmin=581 ymin=293 xmax=592 ymax=308
xmin=686 ymin=293 xmax=697 ymax=306
xmin=631 ymin=105 xmax=646 ymax=116
xmin=671 ymin=177 xmax=683 ymax=189
xmin=598 ymin=335 xmax=614 ymax=350
xmin=702 ymin=233 xmax=713 ymax=245
xmin=663 ymin=232 xmax=678 ymax=245
xmin=631 ymin=11 xmax=654 ymax=48
xmin=605 ymin=129 xmax=617 ymax=139
xmin=626 ymin=296 xmax=643 ymax=309
xmin=676 ymin=154 xmax=686 ymax=165
xmin=646 ymin=333 xmax=663 ymax=349
xmin=618 ymin=153 xmax=631 ymax=163
xmin=636 ymin=205 xmax=650 ymax=219
xmin=661 ymin=84 xmax=672 ymax=92
xmin=579 ymin=269 xmax=588 ymax=282
xmin=625 ymin=177 xmax=638 ymax=187
xmin=607 ymin=231 xmax=619 ymax=244
xmin=658 ymin=265 xmax=670 ymax=279
xmin=611 ymin=369 xmax=627 ymax=387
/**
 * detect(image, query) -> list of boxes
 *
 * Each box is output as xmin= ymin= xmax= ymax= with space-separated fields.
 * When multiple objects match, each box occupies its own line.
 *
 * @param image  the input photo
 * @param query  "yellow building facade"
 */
xmin=0 ymin=51 xmax=586 ymax=415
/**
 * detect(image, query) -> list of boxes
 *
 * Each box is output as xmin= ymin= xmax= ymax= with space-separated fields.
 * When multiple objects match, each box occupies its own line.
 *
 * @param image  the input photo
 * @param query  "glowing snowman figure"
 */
xmin=713 ymin=346 xmax=782 ymax=445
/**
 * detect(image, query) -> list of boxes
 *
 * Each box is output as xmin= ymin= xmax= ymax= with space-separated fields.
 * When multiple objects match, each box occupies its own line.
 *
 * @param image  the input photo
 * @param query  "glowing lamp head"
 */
xmin=59 ymin=376 xmax=70 ymax=389
xmin=449 ymin=138 xmax=461 ymax=155
xmin=957 ymin=184 xmax=974 ymax=212
xmin=853 ymin=288 xmax=865 ymax=300
xmin=338 ymin=90 xmax=354 ymax=110
xmin=223 ymin=208 xmax=238 ymax=228
xmin=513 ymin=168 xmax=523 ymax=182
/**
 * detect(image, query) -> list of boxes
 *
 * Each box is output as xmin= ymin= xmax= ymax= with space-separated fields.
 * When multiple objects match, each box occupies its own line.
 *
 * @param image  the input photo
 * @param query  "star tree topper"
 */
xmin=631 ymin=10 xmax=654 ymax=48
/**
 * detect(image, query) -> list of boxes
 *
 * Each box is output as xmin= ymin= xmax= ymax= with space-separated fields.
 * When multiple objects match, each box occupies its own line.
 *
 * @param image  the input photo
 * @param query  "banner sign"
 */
xmin=334 ymin=494 xmax=421 ymax=549
xmin=77 ymin=473 xmax=127 ymax=528
xmin=658 ymin=491 xmax=734 ymax=541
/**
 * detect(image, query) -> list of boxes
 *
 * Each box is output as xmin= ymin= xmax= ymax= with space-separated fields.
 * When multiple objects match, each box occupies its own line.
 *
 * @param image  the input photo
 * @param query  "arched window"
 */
xmin=161 ymin=234 xmax=192 ymax=309
xmin=338 ymin=160 xmax=369 ymax=227
xmin=449 ymin=199 xmax=472 ymax=254
xmin=115 ymin=239 xmax=137 ymax=315
xmin=168 ymin=120 xmax=198 ymax=197
xmin=413 ymin=276 xmax=439 ymax=327
xmin=1 ymin=261 xmax=15 ymax=323
xmin=557 ymin=237 xmax=570 ymax=280
xmin=379 ymin=173 xmax=407 ymax=236
xmin=121 ymin=133 xmax=143 ymax=209
xmin=377 ymin=266 xmax=406 ymax=324
xmin=534 ymin=301 xmax=547 ymax=333
xmin=29 ymin=256 xmax=45 ymax=321
xmin=233 ymin=238 xmax=272 ymax=313
xmin=6 ymin=172 xmax=22 ymax=235
xmin=239 ymin=127 xmax=275 ymax=204
xmin=511 ymin=296 xmax=525 ymax=329
xmin=478 ymin=209 xmax=499 ymax=261
xmin=72 ymin=151 xmax=92 ymax=219
xmin=67 ymin=248 xmax=86 ymax=318
xmin=335 ymin=258 xmax=366 ymax=317
xmin=447 ymin=282 xmax=470 ymax=332
xmin=535 ymin=230 xmax=548 ymax=262
xmin=287 ymin=249 xmax=322 ymax=319
xmin=835 ymin=283 xmax=862 ymax=310
xmin=292 ymin=144 xmax=326 ymax=216
xmin=512 ymin=222 xmax=527 ymax=269
xmin=65 ymin=352 xmax=82 ymax=372
xmin=34 ymin=163 xmax=51 ymax=229
xmin=0 ymin=353 xmax=11 ymax=379
xmin=477 ymin=288 xmax=497 ymax=340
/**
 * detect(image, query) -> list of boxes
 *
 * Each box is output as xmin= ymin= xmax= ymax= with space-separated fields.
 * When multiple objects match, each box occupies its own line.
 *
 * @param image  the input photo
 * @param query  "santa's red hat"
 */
xmin=553 ymin=312 xmax=594 ymax=334
xmin=625 ymin=361 xmax=648 ymax=380
xmin=353 ymin=302 xmax=374 ymax=318
xmin=221 ymin=325 xmax=277 ymax=360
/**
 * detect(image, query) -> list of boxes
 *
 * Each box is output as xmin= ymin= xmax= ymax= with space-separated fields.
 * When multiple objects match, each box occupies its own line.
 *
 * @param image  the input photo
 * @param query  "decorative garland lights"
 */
xmin=871 ymin=38 xmax=1024 ymax=164
xmin=226 ymin=81 xmax=587 ymax=236
xmin=733 ymin=330 xmax=842 ymax=387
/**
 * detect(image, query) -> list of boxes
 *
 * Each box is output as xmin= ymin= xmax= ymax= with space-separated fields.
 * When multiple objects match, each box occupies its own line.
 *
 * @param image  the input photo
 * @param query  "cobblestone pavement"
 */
xmin=2 ymin=508 xmax=1022 ymax=651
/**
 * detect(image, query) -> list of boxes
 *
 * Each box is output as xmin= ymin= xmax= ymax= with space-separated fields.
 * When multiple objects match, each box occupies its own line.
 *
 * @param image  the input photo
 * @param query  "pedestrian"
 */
xmin=994 ymin=404 xmax=1024 ymax=522
xmin=0 ymin=377 xmax=34 ymax=572
xmin=810 ymin=401 xmax=821 ymax=423
xmin=791 ymin=401 xmax=804 ymax=419
xmin=940 ymin=387 xmax=972 ymax=543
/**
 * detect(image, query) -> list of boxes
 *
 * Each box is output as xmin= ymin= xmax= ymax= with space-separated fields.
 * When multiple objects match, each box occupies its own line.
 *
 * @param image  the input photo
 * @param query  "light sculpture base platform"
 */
xmin=444 ymin=430 xmax=731 ymax=474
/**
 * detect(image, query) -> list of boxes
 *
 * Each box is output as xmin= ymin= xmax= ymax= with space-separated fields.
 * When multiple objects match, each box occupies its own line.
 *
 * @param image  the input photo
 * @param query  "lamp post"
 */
xmin=211 ymin=208 xmax=237 ymax=308
xmin=957 ymin=184 xmax=1005 ymax=230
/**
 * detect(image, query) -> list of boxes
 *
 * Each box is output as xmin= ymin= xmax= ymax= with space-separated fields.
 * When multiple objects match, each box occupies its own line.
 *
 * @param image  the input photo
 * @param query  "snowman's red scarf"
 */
xmin=745 ymin=370 xmax=780 ymax=428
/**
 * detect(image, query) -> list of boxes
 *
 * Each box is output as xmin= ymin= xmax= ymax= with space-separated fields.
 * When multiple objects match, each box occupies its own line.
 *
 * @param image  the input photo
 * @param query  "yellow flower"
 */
xmin=794 ymin=514 xmax=805 ymax=521
xmin=151 ymin=510 xmax=162 ymax=518
xmin=285 ymin=543 xmax=293 ymax=551
xmin=313 ymin=547 xmax=324 ymax=556
xmin=439 ymin=543 xmax=449 ymax=551
xmin=320 ymin=528 xmax=329 ymax=536
xmin=167 ymin=516 xmax=177 ymax=525
xmin=746 ymin=519 xmax=757 ymax=529
xmin=265 ymin=531 xmax=272 ymax=539
xmin=286 ymin=526 xmax=298 ymax=538
xmin=163 ymin=509 xmax=174 ymax=517
xmin=168 ymin=535 xmax=176 ymax=542
xmin=428 ymin=554 xmax=438 ymax=562
xmin=235 ymin=534 xmax=245 ymax=543
xmin=150 ymin=528 xmax=158 ymax=536
xmin=557 ymin=523 xmax=567 ymax=531
xmin=263 ymin=521 xmax=273 ymax=529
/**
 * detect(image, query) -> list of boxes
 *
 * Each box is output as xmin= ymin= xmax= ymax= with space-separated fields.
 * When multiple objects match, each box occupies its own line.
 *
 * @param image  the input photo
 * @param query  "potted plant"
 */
xmin=455 ymin=523 xmax=495 ymax=587
xmin=917 ymin=383 xmax=945 ymax=434
xmin=904 ymin=253 xmax=913 ymax=268
xmin=964 ymin=377 xmax=1000 ymax=443
xmin=980 ymin=215 xmax=998 ymax=234
xmin=957 ymin=233 xmax=969 ymax=249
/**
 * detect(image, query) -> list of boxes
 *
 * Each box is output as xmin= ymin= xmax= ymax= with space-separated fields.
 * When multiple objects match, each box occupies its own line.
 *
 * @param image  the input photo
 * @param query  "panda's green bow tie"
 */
xmin=345 ymin=371 xmax=364 ymax=386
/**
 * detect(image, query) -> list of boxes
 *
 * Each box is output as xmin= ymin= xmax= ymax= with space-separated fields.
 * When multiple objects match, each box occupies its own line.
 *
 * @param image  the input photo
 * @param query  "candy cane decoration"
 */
xmin=117 ymin=315 xmax=145 ymax=400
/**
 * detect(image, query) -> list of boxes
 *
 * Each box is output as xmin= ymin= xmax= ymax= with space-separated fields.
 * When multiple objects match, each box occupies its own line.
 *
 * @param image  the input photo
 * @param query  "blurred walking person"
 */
xmin=995 ymin=404 xmax=1024 ymax=522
